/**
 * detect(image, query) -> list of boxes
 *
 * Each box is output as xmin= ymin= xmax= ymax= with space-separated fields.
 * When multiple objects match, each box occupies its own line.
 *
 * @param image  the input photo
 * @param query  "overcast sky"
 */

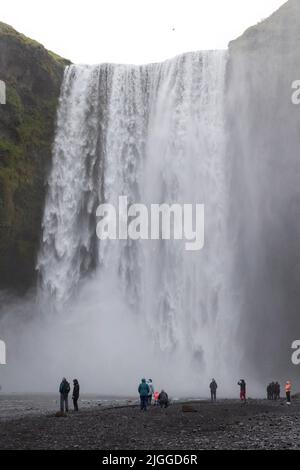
xmin=1 ymin=0 xmax=287 ymax=64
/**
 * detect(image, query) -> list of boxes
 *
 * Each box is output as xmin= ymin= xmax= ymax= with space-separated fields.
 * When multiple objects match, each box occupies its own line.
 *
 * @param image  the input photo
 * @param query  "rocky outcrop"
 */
xmin=0 ymin=22 xmax=70 ymax=291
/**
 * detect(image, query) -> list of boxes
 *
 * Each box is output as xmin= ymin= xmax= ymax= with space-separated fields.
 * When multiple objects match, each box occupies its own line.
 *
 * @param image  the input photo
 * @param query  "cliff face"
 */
xmin=229 ymin=0 xmax=300 ymax=53
xmin=0 ymin=23 xmax=70 ymax=291
xmin=227 ymin=0 xmax=300 ymax=379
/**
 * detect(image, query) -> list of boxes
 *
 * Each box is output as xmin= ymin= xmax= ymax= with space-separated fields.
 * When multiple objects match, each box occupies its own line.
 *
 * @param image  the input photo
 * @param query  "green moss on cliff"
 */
xmin=0 ymin=22 xmax=70 ymax=291
xmin=0 ymin=22 xmax=69 ymax=67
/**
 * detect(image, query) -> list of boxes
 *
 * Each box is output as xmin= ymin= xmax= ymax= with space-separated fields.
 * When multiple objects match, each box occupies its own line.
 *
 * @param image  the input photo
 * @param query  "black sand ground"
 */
xmin=0 ymin=399 xmax=300 ymax=450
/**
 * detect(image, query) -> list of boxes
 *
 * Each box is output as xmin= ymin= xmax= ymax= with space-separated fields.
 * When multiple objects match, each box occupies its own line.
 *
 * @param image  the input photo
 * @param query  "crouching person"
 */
xmin=158 ymin=390 xmax=169 ymax=408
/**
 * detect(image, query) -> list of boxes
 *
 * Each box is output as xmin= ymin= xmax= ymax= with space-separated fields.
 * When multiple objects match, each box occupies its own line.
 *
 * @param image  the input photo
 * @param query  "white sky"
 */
xmin=1 ymin=0 xmax=287 ymax=64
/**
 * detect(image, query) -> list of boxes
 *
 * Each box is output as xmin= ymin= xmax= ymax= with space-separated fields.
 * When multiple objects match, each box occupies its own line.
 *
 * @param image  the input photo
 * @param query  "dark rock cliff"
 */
xmin=0 ymin=22 xmax=70 ymax=291
xmin=227 ymin=0 xmax=300 ymax=380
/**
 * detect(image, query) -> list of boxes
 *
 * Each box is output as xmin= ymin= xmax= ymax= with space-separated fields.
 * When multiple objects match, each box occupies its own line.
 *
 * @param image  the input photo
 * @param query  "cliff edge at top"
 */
xmin=229 ymin=0 xmax=300 ymax=52
xmin=0 ymin=22 xmax=70 ymax=291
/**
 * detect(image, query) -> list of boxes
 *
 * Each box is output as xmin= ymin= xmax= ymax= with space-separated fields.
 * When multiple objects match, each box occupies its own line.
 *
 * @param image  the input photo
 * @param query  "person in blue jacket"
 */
xmin=138 ymin=378 xmax=150 ymax=411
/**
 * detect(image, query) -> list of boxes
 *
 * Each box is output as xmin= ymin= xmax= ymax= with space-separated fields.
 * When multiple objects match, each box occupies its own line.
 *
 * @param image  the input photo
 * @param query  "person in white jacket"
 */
xmin=147 ymin=379 xmax=154 ymax=405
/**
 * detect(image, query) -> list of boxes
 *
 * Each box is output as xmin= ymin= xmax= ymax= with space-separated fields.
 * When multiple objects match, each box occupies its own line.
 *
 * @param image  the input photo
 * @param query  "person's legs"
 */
xmin=60 ymin=394 xmax=64 ymax=412
xmin=143 ymin=396 xmax=147 ymax=411
xmin=65 ymin=395 xmax=69 ymax=412
xmin=286 ymin=392 xmax=291 ymax=404
xmin=73 ymin=398 xmax=78 ymax=411
xmin=140 ymin=396 xmax=147 ymax=411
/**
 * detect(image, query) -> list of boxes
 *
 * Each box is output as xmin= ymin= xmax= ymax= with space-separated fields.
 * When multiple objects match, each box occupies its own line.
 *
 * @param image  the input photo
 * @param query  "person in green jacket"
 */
xmin=138 ymin=378 xmax=150 ymax=411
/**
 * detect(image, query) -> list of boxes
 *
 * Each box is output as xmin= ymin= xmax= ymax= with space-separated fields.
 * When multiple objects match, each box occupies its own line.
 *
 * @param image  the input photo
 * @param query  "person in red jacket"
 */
xmin=238 ymin=379 xmax=246 ymax=402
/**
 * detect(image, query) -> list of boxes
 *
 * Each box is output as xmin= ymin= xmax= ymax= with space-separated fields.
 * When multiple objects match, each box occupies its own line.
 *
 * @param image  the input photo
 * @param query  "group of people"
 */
xmin=266 ymin=382 xmax=281 ymax=401
xmin=138 ymin=378 xmax=169 ymax=411
xmin=59 ymin=378 xmax=80 ymax=413
xmin=267 ymin=381 xmax=293 ymax=405
xmin=140 ymin=377 xmax=248 ymax=409
xmin=210 ymin=378 xmax=293 ymax=405
xmin=59 ymin=376 xmax=294 ymax=413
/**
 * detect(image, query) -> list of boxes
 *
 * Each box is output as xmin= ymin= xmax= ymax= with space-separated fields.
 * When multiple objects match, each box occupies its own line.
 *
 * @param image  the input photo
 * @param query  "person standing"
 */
xmin=147 ymin=379 xmax=154 ymax=406
xmin=72 ymin=379 xmax=80 ymax=411
xmin=275 ymin=382 xmax=280 ymax=400
xmin=138 ymin=378 xmax=150 ymax=411
xmin=209 ymin=379 xmax=218 ymax=402
xmin=285 ymin=381 xmax=292 ymax=405
xmin=238 ymin=379 xmax=246 ymax=402
xmin=59 ymin=377 xmax=70 ymax=413
xmin=271 ymin=382 xmax=276 ymax=400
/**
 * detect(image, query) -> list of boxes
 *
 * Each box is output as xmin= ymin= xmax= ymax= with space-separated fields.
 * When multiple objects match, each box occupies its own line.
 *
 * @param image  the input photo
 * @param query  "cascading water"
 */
xmin=35 ymin=50 xmax=236 ymax=394
xmin=2 ymin=3 xmax=300 ymax=397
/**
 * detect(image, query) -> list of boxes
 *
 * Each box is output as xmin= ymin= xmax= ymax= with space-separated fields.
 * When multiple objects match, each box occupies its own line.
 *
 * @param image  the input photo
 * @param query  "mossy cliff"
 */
xmin=0 ymin=22 xmax=70 ymax=291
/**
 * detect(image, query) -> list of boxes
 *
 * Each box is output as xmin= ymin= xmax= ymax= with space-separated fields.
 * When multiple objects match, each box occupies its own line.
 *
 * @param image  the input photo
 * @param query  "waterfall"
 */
xmin=35 ymin=51 xmax=235 ymax=394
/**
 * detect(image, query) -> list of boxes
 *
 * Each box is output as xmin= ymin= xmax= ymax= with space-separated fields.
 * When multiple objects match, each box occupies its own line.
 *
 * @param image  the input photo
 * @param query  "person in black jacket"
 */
xmin=59 ymin=377 xmax=70 ymax=413
xmin=72 ymin=379 xmax=80 ymax=411
xmin=210 ymin=379 xmax=218 ymax=402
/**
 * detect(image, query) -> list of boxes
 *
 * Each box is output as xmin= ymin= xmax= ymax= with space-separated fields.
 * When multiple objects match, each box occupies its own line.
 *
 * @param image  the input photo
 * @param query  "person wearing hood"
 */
xmin=158 ymin=390 xmax=169 ymax=408
xmin=59 ymin=377 xmax=70 ymax=413
xmin=138 ymin=378 xmax=150 ymax=411
xmin=72 ymin=379 xmax=80 ymax=411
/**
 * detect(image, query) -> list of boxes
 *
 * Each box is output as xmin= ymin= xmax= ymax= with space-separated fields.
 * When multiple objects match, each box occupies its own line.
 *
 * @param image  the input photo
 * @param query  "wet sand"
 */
xmin=0 ymin=398 xmax=300 ymax=450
